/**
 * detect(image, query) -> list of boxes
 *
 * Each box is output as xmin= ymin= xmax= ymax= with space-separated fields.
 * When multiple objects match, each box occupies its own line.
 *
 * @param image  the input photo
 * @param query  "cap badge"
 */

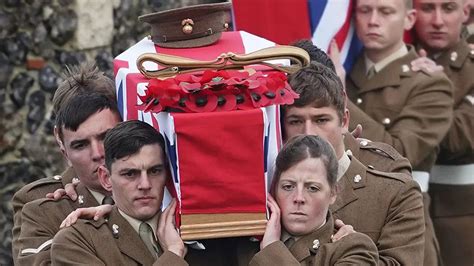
xmin=181 ymin=19 xmax=194 ymax=34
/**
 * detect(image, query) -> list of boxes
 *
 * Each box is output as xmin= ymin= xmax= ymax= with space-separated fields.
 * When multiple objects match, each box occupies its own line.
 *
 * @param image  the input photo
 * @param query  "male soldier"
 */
xmin=52 ymin=120 xmax=188 ymax=265
xmin=10 ymin=64 xmax=116 ymax=264
xmin=292 ymin=39 xmax=413 ymax=175
xmin=14 ymin=93 xmax=121 ymax=264
xmin=413 ymin=0 xmax=474 ymax=264
xmin=341 ymin=0 xmax=454 ymax=264
xmin=281 ymin=62 xmax=425 ymax=265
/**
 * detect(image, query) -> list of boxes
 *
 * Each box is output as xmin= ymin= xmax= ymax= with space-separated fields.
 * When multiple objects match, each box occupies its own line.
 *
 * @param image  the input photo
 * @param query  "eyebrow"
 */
xmin=118 ymin=163 xmax=165 ymax=172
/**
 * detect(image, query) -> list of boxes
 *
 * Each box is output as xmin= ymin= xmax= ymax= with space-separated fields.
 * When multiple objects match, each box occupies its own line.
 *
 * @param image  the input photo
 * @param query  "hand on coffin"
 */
xmin=60 ymin=204 xmax=114 ymax=228
xmin=157 ymin=198 xmax=187 ymax=258
xmin=261 ymin=195 xmax=281 ymax=250
xmin=46 ymin=177 xmax=81 ymax=201
xmin=411 ymin=49 xmax=444 ymax=73
xmin=331 ymin=219 xmax=355 ymax=242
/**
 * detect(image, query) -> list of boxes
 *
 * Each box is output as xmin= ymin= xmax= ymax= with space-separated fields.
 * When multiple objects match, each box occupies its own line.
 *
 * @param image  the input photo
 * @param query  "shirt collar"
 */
xmin=118 ymin=209 xmax=160 ymax=236
xmin=365 ymin=45 xmax=408 ymax=74
xmin=337 ymin=151 xmax=351 ymax=181
xmin=87 ymin=188 xmax=105 ymax=205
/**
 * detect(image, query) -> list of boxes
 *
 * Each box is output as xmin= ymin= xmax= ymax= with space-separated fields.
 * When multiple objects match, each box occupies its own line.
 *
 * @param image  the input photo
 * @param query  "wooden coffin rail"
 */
xmin=180 ymin=213 xmax=267 ymax=241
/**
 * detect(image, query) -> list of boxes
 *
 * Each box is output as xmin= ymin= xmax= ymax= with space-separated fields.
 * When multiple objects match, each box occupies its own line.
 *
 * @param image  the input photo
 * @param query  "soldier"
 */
xmin=281 ymin=62 xmax=425 ymax=265
xmin=14 ymin=93 xmax=121 ymax=264
xmin=242 ymin=135 xmax=378 ymax=265
xmin=340 ymin=0 xmax=454 ymax=264
xmin=413 ymin=0 xmax=474 ymax=264
xmin=10 ymin=63 xmax=116 ymax=264
xmin=292 ymin=39 xmax=413 ymax=175
xmin=52 ymin=120 xmax=188 ymax=265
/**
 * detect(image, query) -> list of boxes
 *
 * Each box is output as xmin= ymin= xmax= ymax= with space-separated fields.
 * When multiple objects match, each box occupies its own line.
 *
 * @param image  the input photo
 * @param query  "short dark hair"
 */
xmin=291 ymin=39 xmax=336 ymax=71
xmin=104 ymin=120 xmax=166 ymax=170
xmin=286 ymin=62 xmax=345 ymax=121
xmin=272 ymin=135 xmax=338 ymax=193
xmin=55 ymin=93 xmax=122 ymax=141
xmin=53 ymin=62 xmax=116 ymax=115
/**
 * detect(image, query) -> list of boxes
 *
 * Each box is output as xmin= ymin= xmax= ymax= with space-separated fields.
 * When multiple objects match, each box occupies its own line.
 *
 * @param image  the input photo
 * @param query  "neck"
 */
xmin=365 ymin=41 xmax=405 ymax=63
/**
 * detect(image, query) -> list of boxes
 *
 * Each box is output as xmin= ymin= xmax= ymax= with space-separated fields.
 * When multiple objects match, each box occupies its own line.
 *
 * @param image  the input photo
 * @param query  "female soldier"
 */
xmin=249 ymin=135 xmax=378 ymax=265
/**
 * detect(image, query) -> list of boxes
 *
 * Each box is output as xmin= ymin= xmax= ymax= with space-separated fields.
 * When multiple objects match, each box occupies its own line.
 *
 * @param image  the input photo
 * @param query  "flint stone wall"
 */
xmin=0 ymin=0 xmax=224 ymax=264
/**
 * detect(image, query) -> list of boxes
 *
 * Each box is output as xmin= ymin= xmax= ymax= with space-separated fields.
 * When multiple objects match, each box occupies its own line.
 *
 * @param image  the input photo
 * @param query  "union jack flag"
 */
xmin=113 ymin=31 xmax=282 ymax=217
xmin=233 ymin=0 xmax=363 ymax=70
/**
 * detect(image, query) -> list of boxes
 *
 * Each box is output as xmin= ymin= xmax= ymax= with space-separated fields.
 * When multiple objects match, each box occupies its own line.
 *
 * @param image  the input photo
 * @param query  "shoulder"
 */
xmin=12 ymin=176 xmax=64 ymax=209
xmin=12 ymin=168 xmax=76 ymax=210
xmin=355 ymin=139 xmax=411 ymax=170
xmin=55 ymin=218 xmax=109 ymax=242
xmin=367 ymin=168 xmax=413 ymax=184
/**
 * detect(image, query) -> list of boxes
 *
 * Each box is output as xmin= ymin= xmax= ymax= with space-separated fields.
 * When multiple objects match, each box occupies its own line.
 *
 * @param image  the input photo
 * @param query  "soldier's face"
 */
xmin=355 ymin=0 xmax=416 ymax=59
xmin=283 ymin=105 xmax=348 ymax=159
xmin=61 ymin=109 xmax=120 ymax=192
xmin=275 ymin=157 xmax=336 ymax=236
xmin=106 ymin=144 xmax=167 ymax=221
xmin=414 ymin=0 xmax=469 ymax=52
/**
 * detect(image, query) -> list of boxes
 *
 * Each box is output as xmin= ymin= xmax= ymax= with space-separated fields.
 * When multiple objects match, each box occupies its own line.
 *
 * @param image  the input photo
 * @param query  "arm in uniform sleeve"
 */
xmin=330 ymin=233 xmax=379 ymax=266
xmin=348 ymin=75 xmax=454 ymax=168
xmin=249 ymin=241 xmax=300 ymax=266
xmin=439 ymin=87 xmax=474 ymax=157
xmin=376 ymin=177 xmax=425 ymax=266
xmin=153 ymin=251 xmax=189 ymax=266
xmin=16 ymin=199 xmax=63 ymax=266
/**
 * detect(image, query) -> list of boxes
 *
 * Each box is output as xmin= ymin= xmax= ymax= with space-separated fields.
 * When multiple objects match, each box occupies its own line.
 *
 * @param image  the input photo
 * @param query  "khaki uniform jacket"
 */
xmin=15 ymin=182 xmax=99 ymax=265
xmin=51 ymin=207 xmax=188 ymax=266
xmin=11 ymin=167 xmax=75 ymax=264
xmin=429 ymin=40 xmax=474 ymax=266
xmin=433 ymin=40 xmax=474 ymax=165
xmin=343 ymin=133 xmax=412 ymax=175
xmin=346 ymin=47 xmax=454 ymax=172
xmin=331 ymin=155 xmax=425 ymax=266
xmin=247 ymin=212 xmax=378 ymax=266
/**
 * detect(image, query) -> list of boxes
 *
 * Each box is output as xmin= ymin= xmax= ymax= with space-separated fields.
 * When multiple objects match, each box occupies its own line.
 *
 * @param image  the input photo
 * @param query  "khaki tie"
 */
xmin=367 ymin=66 xmax=376 ymax=79
xmin=101 ymin=196 xmax=114 ymax=205
xmin=284 ymin=237 xmax=295 ymax=249
xmin=139 ymin=222 xmax=159 ymax=259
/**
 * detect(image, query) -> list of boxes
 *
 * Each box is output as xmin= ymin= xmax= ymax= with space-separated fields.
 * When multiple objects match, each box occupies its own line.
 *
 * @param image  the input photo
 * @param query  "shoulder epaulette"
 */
xmin=367 ymin=168 xmax=411 ymax=183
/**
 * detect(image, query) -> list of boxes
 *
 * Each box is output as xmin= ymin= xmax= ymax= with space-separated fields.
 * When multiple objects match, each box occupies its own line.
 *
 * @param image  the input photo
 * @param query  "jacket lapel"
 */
xmin=435 ymin=40 xmax=470 ymax=70
xmin=349 ymin=46 xmax=417 ymax=94
xmin=330 ymin=156 xmax=367 ymax=213
xmin=73 ymin=183 xmax=100 ymax=209
xmin=290 ymin=212 xmax=334 ymax=262
xmin=107 ymin=207 xmax=156 ymax=265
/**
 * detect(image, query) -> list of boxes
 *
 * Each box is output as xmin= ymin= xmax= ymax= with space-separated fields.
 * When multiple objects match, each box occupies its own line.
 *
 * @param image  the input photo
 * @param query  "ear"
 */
xmin=329 ymin=187 xmax=337 ymax=205
xmin=341 ymin=108 xmax=350 ymax=132
xmin=54 ymin=126 xmax=66 ymax=155
xmin=98 ymin=165 xmax=113 ymax=192
xmin=404 ymin=9 xmax=417 ymax=31
xmin=462 ymin=1 xmax=470 ymax=23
